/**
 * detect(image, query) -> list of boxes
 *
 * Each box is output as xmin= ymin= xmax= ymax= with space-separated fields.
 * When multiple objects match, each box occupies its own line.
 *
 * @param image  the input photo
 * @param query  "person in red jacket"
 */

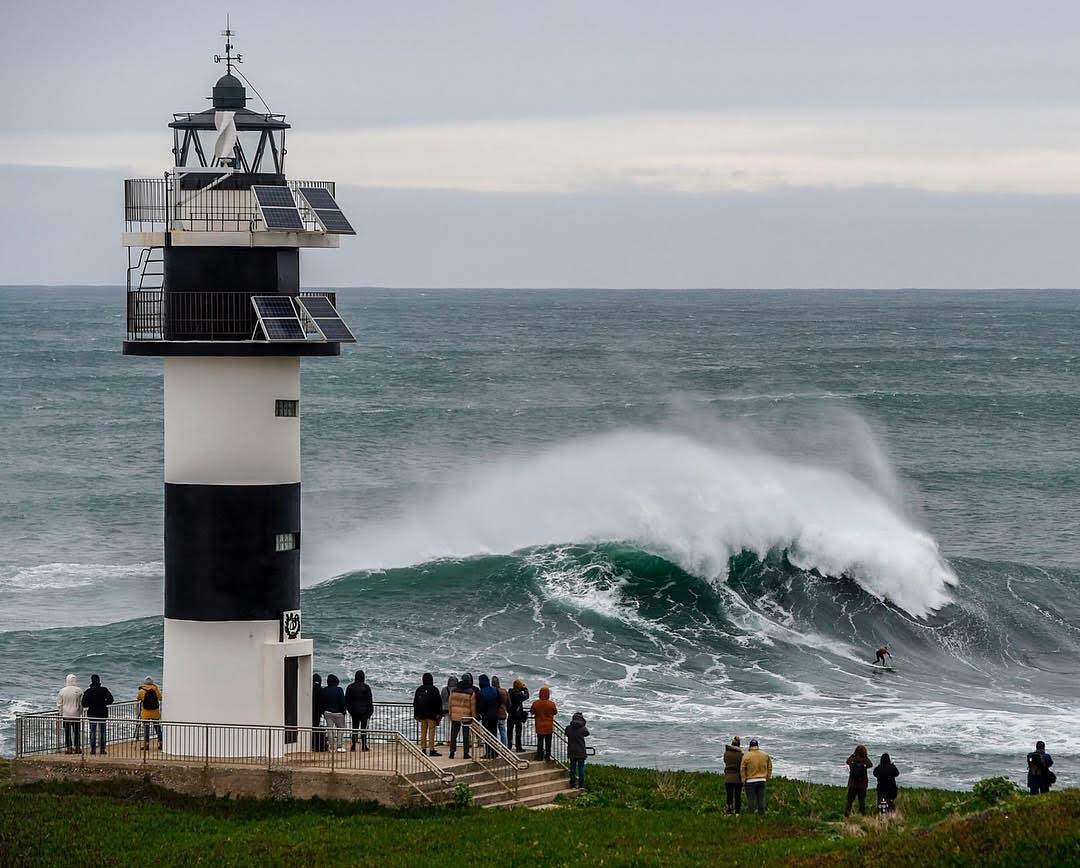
xmin=530 ymin=686 xmax=558 ymax=760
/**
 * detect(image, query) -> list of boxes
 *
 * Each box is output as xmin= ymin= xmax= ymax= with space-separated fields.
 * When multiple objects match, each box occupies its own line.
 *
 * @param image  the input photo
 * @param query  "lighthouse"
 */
xmin=122 ymin=28 xmax=355 ymax=749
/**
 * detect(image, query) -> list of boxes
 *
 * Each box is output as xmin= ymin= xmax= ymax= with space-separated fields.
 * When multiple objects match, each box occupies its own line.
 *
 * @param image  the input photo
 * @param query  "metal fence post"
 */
xmin=267 ymin=728 xmax=272 ymax=770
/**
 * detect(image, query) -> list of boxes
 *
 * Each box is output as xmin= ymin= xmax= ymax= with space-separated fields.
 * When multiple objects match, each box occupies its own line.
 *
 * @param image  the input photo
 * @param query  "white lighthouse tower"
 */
xmin=122 ymin=28 xmax=356 ymax=749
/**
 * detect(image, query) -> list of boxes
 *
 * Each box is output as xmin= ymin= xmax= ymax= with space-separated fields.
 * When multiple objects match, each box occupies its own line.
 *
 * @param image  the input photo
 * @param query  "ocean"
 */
xmin=1 ymin=286 xmax=1078 ymax=789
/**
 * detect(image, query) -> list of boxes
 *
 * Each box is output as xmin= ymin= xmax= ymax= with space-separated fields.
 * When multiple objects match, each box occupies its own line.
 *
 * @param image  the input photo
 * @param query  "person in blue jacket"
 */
xmin=476 ymin=674 xmax=500 ymax=758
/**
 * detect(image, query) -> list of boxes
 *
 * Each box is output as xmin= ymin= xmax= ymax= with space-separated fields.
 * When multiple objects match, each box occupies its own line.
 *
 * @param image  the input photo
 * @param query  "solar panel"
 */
xmin=262 ymin=319 xmax=307 ymax=341
xmin=297 ymin=187 xmax=356 ymax=235
xmin=295 ymin=296 xmax=357 ymax=343
xmin=253 ymin=296 xmax=298 ymax=319
xmin=261 ymin=207 xmax=305 ymax=231
xmin=252 ymin=186 xmax=297 ymax=208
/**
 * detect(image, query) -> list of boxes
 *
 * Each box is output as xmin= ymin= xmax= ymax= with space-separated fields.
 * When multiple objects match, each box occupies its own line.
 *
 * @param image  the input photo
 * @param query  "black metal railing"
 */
xmin=126 ymin=290 xmax=337 ymax=342
xmin=123 ymin=176 xmax=336 ymax=233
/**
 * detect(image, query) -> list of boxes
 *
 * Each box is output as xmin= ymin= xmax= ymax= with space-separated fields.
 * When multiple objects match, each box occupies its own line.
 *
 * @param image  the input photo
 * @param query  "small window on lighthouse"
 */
xmin=275 ymin=399 xmax=299 ymax=417
xmin=275 ymin=532 xmax=298 ymax=552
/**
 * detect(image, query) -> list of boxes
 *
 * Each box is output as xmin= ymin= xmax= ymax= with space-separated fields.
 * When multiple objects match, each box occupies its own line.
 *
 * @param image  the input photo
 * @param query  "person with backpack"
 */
xmin=740 ymin=738 xmax=773 ymax=815
xmin=723 ymin=736 xmax=744 ymax=814
xmin=413 ymin=672 xmax=443 ymax=757
xmin=566 ymin=711 xmax=590 ymax=788
xmin=873 ymin=752 xmax=900 ymax=813
xmin=508 ymin=679 xmax=530 ymax=752
xmin=531 ymin=686 xmax=558 ymax=760
xmin=81 ymin=674 xmax=114 ymax=755
xmin=345 ymin=670 xmax=374 ymax=752
xmin=57 ymin=674 xmax=84 ymax=754
xmin=448 ymin=673 xmax=477 ymax=759
xmin=845 ymin=744 xmax=874 ymax=816
xmin=138 ymin=676 xmax=162 ymax=751
xmin=492 ymin=676 xmax=510 ymax=747
xmin=1027 ymin=740 xmax=1055 ymax=794
xmin=476 ymin=674 xmax=500 ymax=757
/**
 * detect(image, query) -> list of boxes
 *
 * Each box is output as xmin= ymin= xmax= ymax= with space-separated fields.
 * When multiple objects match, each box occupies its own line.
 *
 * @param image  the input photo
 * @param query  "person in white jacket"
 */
xmin=57 ymin=673 xmax=84 ymax=754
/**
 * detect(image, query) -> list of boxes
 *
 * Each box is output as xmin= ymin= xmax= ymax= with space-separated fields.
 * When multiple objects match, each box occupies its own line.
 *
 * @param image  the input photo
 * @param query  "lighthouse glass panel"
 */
xmin=274 ymin=533 xmax=298 ymax=552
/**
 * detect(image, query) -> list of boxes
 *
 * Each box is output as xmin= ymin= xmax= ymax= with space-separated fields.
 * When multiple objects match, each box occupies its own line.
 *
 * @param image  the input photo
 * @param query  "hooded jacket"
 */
xmin=847 ymin=748 xmax=873 ymax=789
xmin=492 ymin=676 xmax=510 ymax=721
xmin=740 ymin=746 xmax=772 ymax=783
xmin=345 ymin=670 xmax=374 ymax=718
xmin=566 ymin=712 xmax=590 ymax=760
xmin=138 ymin=680 xmax=162 ymax=720
xmin=1027 ymin=749 xmax=1054 ymax=787
xmin=57 ymin=674 xmax=83 ymax=719
xmin=413 ymin=673 xmax=443 ymax=721
xmin=873 ymin=755 xmax=900 ymax=800
xmin=724 ymin=742 xmax=744 ymax=783
xmin=508 ymin=680 xmax=530 ymax=723
xmin=531 ymin=687 xmax=557 ymax=735
xmin=312 ymin=674 xmax=324 ymax=726
xmin=476 ymin=674 xmax=500 ymax=723
xmin=441 ymin=676 xmax=458 ymax=714
xmin=81 ymin=675 xmax=114 ymax=719
xmin=449 ymin=674 xmax=477 ymax=722
xmin=321 ymin=674 xmax=347 ymax=715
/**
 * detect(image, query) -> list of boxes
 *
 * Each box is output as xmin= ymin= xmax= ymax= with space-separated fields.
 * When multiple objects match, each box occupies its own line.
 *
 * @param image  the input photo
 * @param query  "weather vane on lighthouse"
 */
xmin=214 ymin=16 xmax=242 ymax=74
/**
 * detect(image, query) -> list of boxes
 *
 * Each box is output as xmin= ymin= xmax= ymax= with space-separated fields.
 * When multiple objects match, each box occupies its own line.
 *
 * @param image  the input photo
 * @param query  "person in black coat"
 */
xmin=81 ymin=674 xmax=114 ymax=756
xmin=345 ymin=670 xmax=374 ymax=752
xmin=413 ymin=672 xmax=443 ymax=757
xmin=1027 ymin=741 xmax=1055 ymax=794
xmin=566 ymin=711 xmax=591 ymax=788
xmin=311 ymin=673 xmax=327 ymax=752
xmin=873 ymin=753 xmax=900 ymax=813
xmin=508 ymin=679 xmax=530 ymax=753
xmin=321 ymin=674 xmax=348 ymax=752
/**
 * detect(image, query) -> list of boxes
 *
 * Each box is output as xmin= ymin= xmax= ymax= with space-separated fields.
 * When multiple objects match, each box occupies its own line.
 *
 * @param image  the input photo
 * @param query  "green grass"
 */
xmin=1 ymin=758 xmax=1077 ymax=866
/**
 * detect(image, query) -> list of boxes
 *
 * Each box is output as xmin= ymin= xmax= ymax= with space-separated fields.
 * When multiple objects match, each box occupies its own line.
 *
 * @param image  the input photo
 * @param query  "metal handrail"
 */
xmin=463 ymin=717 xmax=525 ymax=798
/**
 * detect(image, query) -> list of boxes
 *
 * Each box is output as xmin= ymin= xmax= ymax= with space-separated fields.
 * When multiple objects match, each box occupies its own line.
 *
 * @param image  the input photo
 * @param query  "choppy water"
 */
xmin=2 ymin=286 xmax=1078 ymax=789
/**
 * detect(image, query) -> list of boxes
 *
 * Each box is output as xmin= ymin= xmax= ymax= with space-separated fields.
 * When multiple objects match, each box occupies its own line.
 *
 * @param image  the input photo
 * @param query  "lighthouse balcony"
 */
xmin=123 ymin=290 xmax=345 ymax=356
xmin=122 ymin=175 xmax=346 ymax=249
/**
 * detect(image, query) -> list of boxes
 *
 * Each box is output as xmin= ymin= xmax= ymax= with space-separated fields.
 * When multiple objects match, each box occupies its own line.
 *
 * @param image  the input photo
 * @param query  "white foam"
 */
xmin=321 ymin=427 xmax=957 ymax=617
xmin=0 ymin=561 xmax=162 ymax=592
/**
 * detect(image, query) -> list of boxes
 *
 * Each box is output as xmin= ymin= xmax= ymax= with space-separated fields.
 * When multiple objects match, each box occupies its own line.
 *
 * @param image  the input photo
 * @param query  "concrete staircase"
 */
xmin=404 ymin=759 xmax=577 ymax=808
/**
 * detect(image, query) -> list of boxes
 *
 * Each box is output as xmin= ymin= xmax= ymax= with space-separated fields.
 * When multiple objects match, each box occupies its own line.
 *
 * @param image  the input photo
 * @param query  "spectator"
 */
xmin=873 ymin=752 xmax=900 ymax=813
xmin=57 ymin=674 xmax=83 ymax=755
xmin=1027 ymin=740 xmax=1055 ymax=795
xmin=321 ymin=674 xmax=348 ymax=752
xmin=476 ymin=674 xmax=499 ymax=758
xmin=413 ymin=672 xmax=443 ymax=757
xmin=508 ymin=678 xmax=530 ymax=753
xmin=138 ymin=676 xmax=163 ymax=751
xmin=492 ymin=676 xmax=510 ymax=747
xmin=531 ymin=686 xmax=558 ymax=761
xmin=448 ymin=673 xmax=477 ymax=759
xmin=439 ymin=675 xmax=458 ymax=746
xmin=740 ymin=738 xmax=772 ymax=815
xmin=311 ymin=673 xmax=326 ymax=752
xmin=81 ymin=674 xmax=113 ymax=756
xmin=345 ymin=670 xmax=374 ymax=752
xmin=724 ymin=735 xmax=744 ymax=814
xmin=845 ymin=744 xmax=874 ymax=817
xmin=566 ymin=711 xmax=590 ymax=788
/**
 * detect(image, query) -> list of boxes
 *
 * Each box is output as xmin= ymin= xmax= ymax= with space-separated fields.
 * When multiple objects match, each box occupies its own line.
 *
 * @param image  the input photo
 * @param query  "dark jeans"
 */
xmin=725 ymin=782 xmax=742 ymax=814
xmin=349 ymin=712 xmax=371 ymax=749
xmin=449 ymin=720 xmax=471 ymax=757
xmin=509 ymin=719 xmax=525 ymax=750
xmin=536 ymin=732 xmax=552 ymax=760
xmin=143 ymin=721 xmax=163 ymax=746
xmin=845 ymin=786 xmax=867 ymax=816
xmin=62 ymin=720 xmax=80 ymax=750
xmin=482 ymin=717 xmax=498 ymax=758
xmin=570 ymin=758 xmax=586 ymax=787
xmin=1029 ymin=782 xmax=1050 ymax=794
xmin=745 ymin=781 xmax=767 ymax=814
xmin=89 ymin=719 xmax=107 ymax=752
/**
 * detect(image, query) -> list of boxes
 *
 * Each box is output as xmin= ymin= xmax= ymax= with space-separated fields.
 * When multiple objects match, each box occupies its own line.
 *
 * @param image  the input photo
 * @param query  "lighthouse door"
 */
xmin=284 ymin=656 xmax=299 ymax=744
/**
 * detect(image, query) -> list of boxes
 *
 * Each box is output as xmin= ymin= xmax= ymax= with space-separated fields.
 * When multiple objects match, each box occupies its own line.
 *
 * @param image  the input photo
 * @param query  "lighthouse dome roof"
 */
xmin=212 ymin=72 xmax=247 ymax=109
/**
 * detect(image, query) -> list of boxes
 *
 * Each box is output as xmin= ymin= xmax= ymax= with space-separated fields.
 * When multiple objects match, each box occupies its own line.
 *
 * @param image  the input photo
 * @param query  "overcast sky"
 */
xmin=3 ymin=0 xmax=1080 ymax=287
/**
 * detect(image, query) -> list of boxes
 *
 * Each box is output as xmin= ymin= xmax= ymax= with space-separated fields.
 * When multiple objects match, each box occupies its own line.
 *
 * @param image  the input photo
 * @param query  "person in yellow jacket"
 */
xmin=740 ymin=738 xmax=773 ymax=815
xmin=137 ymin=676 xmax=163 ymax=751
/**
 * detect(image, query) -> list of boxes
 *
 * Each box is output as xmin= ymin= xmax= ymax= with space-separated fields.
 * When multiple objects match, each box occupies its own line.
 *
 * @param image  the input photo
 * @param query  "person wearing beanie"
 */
xmin=81 ymin=674 xmax=114 ymax=755
xmin=508 ymin=678 xmax=530 ymax=752
xmin=724 ymin=736 xmax=744 ymax=814
xmin=740 ymin=738 xmax=773 ymax=815
xmin=137 ymin=676 xmax=162 ymax=751
xmin=345 ymin=670 xmax=374 ymax=752
xmin=56 ymin=674 xmax=83 ymax=754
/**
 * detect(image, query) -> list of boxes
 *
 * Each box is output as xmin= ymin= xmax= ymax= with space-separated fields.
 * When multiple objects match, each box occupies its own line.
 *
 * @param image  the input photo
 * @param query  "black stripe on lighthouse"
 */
xmin=164 ymin=482 xmax=300 ymax=621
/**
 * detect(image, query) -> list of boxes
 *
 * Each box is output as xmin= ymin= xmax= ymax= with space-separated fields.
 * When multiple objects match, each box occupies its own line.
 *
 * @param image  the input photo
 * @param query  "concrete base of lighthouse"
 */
xmin=162 ymin=619 xmax=312 ymax=757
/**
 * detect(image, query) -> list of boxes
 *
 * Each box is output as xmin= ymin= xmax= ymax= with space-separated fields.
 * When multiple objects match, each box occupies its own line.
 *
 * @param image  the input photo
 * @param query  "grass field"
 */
xmin=1 ymin=759 xmax=1077 ymax=866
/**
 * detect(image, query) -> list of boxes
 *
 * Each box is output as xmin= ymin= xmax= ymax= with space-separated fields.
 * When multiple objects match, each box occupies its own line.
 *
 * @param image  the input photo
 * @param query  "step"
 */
xmin=483 ymin=787 xmax=580 ymax=810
